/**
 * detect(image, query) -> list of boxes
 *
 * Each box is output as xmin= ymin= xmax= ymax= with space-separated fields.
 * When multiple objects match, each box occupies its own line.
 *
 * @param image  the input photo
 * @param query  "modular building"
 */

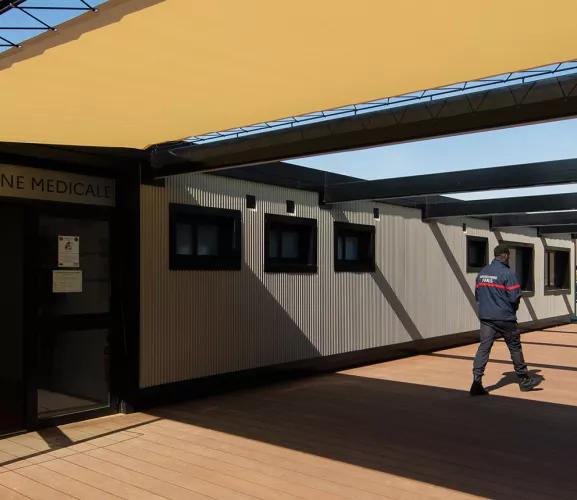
xmin=0 ymin=160 xmax=574 ymax=437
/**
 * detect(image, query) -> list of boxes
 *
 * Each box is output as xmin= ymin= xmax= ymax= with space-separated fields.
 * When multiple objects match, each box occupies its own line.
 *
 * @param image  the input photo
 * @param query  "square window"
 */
xmin=466 ymin=236 xmax=488 ymax=272
xmin=334 ymin=222 xmax=375 ymax=272
xmin=170 ymin=204 xmax=241 ymax=270
xmin=264 ymin=214 xmax=317 ymax=273
xmin=286 ymin=200 xmax=295 ymax=214
xmin=545 ymin=248 xmax=570 ymax=291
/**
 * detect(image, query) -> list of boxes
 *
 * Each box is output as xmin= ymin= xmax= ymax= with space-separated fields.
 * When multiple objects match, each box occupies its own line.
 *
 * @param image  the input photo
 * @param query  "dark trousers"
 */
xmin=473 ymin=320 xmax=529 ymax=382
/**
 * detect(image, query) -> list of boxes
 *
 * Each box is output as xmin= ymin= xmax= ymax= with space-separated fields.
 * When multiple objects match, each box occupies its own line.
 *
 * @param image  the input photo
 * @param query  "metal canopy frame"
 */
xmin=3 ymin=137 xmax=577 ymax=236
xmin=184 ymin=62 xmax=577 ymax=146
xmin=161 ymin=70 xmax=577 ymax=176
xmin=322 ymin=158 xmax=577 ymax=203
xmin=0 ymin=0 xmax=102 ymax=52
xmin=423 ymin=193 xmax=577 ymax=220
xmin=491 ymin=212 xmax=577 ymax=229
xmin=538 ymin=225 xmax=577 ymax=235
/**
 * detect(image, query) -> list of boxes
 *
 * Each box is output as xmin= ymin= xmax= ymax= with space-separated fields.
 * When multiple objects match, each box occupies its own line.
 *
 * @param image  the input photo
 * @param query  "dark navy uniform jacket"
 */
xmin=475 ymin=259 xmax=522 ymax=322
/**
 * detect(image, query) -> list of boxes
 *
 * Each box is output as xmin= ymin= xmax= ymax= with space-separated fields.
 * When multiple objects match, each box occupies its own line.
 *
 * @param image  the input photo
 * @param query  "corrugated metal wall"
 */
xmin=140 ymin=174 xmax=574 ymax=388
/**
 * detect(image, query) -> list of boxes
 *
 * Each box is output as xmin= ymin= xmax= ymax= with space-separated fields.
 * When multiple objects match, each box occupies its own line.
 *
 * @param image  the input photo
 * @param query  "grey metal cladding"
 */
xmin=140 ymin=173 xmax=574 ymax=388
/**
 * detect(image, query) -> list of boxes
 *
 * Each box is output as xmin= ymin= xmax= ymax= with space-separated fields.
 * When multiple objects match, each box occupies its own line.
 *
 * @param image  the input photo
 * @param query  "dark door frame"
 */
xmin=30 ymin=202 xmax=118 ymax=429
xmin=0 ymin=186 xmax=137 ymax=432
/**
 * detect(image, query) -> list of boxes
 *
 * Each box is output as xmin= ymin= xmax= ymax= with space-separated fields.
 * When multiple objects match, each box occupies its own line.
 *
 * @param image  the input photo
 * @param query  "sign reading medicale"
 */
xmin=0 ymin=164 xmax=115 ymax=207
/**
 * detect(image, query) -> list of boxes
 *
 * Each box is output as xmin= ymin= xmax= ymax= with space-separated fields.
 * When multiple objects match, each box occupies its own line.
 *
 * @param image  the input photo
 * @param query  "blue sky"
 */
xmin=292 ymin=117 xmax=577 ymax=200
xmin=0 ymin=1 xmax=106 ymax=53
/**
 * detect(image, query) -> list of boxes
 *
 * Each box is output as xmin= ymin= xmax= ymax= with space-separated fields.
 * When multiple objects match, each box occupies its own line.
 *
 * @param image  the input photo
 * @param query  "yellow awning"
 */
xmin=1 ymin=0 xmax=576 ymax=149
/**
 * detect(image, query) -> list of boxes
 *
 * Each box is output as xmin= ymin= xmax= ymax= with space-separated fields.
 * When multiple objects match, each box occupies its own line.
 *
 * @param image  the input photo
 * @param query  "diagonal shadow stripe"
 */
xmin=562 ymin=294 xmax=575 ymax=315
xmin=522 ymin=296 xmax=538 ymax=321
xmin=330 ymin=207 xmax=423 ymax=340
xmin=497 ymin=339 xmax=577 ymax=349
xmin=371 ymin=267 xmax=423 ymax=340
xmin=427 ymin=352 xmax=577 ymax=373
xmin=428 ymin=222 xmax=477 ymax=313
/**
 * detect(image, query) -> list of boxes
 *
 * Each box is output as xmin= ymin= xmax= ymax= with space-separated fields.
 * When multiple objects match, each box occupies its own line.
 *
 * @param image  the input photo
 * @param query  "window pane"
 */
xmin=175 ymin=223 xmax=193 ymax=255
xmin=281 ymin=230 xmax=299 ymax=258
xmin=554 ymin=251 xmax=569 ymax=289
xmin=344 ymin=236 xmax=359 ymax=261
xmin=269 ymin=230 xmax=279 ymax=258
xmin=337 ymin=236 xmax=344 ymax=260
xmin=467 ymin=238 xmax=487 ymax=269
xmin=197 ymin=224 xmax=219 ymax=256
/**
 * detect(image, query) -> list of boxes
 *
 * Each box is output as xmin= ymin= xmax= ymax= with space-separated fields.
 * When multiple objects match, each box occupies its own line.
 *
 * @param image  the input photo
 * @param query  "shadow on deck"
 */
xmin=2 ymin=325 xmax=577 ymax=499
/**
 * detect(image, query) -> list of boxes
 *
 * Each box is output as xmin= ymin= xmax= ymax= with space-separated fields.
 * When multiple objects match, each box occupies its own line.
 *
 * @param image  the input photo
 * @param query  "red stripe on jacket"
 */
xmin=476 ymin=282 xmax=521 ymax=291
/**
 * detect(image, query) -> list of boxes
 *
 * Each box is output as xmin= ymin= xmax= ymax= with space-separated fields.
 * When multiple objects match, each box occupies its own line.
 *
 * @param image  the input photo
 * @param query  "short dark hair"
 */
xmin=494 ymin=244 xmax=510 ymax=257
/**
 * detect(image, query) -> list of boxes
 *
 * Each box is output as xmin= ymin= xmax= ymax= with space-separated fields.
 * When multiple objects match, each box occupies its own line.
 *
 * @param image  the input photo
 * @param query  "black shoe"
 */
xmin=519 ymin=375 xmax=541 ymax=392
xmin=470 ymin=380 xmax=488 ymax=396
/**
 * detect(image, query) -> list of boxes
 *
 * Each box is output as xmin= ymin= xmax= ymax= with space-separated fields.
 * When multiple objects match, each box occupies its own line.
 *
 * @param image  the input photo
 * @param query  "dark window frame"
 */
xmin=466 ymin=236 xmax=488 ymax=272
xmin=169 ymin=204 xmax=242 ymax=271
xmin=333 ymin=222 xmax=376 ymax=272
xmin=544 ymin=246 xmax=571 ymax=294
xmin=264 ymin=214 xmax=317 ymax=273
xmin=501 ymin=241 xmax=535 ymax=295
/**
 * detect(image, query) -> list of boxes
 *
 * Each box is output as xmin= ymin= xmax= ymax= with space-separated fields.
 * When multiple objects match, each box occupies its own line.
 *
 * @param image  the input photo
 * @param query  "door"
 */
xmin=34 ymin=211 xmax=113 ymax=421
xmin=0 ymin=205 xmax=26 ymax=435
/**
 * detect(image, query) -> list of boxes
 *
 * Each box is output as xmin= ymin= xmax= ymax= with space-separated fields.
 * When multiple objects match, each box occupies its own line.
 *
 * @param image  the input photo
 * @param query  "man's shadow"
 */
xmin=485 ymin=369 xmax=545 ymax=392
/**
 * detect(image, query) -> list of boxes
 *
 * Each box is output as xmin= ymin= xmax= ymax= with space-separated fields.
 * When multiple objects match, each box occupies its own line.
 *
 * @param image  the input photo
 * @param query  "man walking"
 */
xmin=470 ymin=244 xmax=540 ymax=396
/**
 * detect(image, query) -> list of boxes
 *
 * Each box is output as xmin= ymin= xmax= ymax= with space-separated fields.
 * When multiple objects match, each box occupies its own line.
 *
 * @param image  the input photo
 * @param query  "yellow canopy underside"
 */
xmin=1 ymin=0 xmax=577 ymax=149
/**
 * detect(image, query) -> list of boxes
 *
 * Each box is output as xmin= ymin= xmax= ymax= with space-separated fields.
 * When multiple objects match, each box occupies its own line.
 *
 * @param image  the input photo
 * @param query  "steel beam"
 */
xmin=322 ymin=158 xmax=577 ymax=203
xmin=158 ymin=73 xmax=577 ymax=176
xmin=492 ymin=212 xmax=577 ymax=229
xmin=538 ymin=225 xmax=577 ymax=235
xmin=423 ymin=193 xmax=577 ymax=219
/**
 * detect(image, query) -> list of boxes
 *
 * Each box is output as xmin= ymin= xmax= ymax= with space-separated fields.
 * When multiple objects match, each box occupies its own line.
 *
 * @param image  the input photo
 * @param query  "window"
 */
xmin=466 ymin=236 xmax=488 ymax=272
xmin=545 ymin=248 xmax=570 ymax=292
xmin=334 ymin=222 xmax=375 ymax=272
xmin=265 ymin=214 xmax=317 ymax=273
xmin=169 ymin=204 xmax=241 ymax=270
xmin=507 ymin=244 xmax=534 ymax=293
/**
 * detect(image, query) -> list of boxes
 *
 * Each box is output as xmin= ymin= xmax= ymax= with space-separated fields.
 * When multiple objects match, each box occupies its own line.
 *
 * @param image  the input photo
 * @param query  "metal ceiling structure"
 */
xmin=0 ymin=0 xmax=105 ymax=53
xmin=0 ymin=1 xmax=577 ymax=240
xmin=164 ymin=69 xmax=577 ymax=175
xmin=322 ymin=159 xmax=577 ymax=204
xmin=2 ymin=0 xmax=577 ymax=151
xmin=491 ymin=213 xmax=577 ymax=229
xmin=538 ymin=225 xmax=577 ymax=236
xmin=422 ymin=193 xmax=577 ymax=220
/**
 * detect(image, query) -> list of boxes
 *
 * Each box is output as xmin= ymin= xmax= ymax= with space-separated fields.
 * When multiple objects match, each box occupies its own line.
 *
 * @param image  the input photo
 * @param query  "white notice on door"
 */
xmin=58 ymin=235 xmax=80 ymax=268
xmin=52 ymin=270 xmax=83 ymax=293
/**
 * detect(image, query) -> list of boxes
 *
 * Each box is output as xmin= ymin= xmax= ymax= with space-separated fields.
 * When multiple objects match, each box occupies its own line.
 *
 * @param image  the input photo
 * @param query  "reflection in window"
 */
xmin=466 ymin=236 xmax=488 ymax=271
xmin=508 ymin=245 xmax=534 ymax=292
xmin=175 ymin=223 xmax=193 ymax=255
xmin=334 ymin=222 xmax=375 ymax=272
xmin=545 ymin=248 xmax=570 ymax=291
xmin=197 ymin=224 xmax=219 ymax=256
xmin=265 ymin=214 xmax=317 ymax=273
xmin=170 ymin=204 xmax=242 ymax=270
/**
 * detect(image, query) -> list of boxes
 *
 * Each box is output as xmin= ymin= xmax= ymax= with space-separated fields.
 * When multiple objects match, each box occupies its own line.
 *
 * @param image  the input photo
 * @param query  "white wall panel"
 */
xmin=140 ymin=174 xmax=574 ymax=388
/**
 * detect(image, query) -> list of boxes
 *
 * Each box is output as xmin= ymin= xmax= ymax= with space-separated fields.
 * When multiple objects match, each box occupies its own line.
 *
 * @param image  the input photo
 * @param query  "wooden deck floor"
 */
xmin=2 ymin=325 xmax=577 ymax=499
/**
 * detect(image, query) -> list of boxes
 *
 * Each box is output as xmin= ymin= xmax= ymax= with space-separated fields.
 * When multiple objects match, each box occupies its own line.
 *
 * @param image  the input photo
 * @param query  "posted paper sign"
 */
xmin=58 ymin=236 xmax=80 ymax=268
xmin=53 ymin=270 xmax=83 ymax=293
